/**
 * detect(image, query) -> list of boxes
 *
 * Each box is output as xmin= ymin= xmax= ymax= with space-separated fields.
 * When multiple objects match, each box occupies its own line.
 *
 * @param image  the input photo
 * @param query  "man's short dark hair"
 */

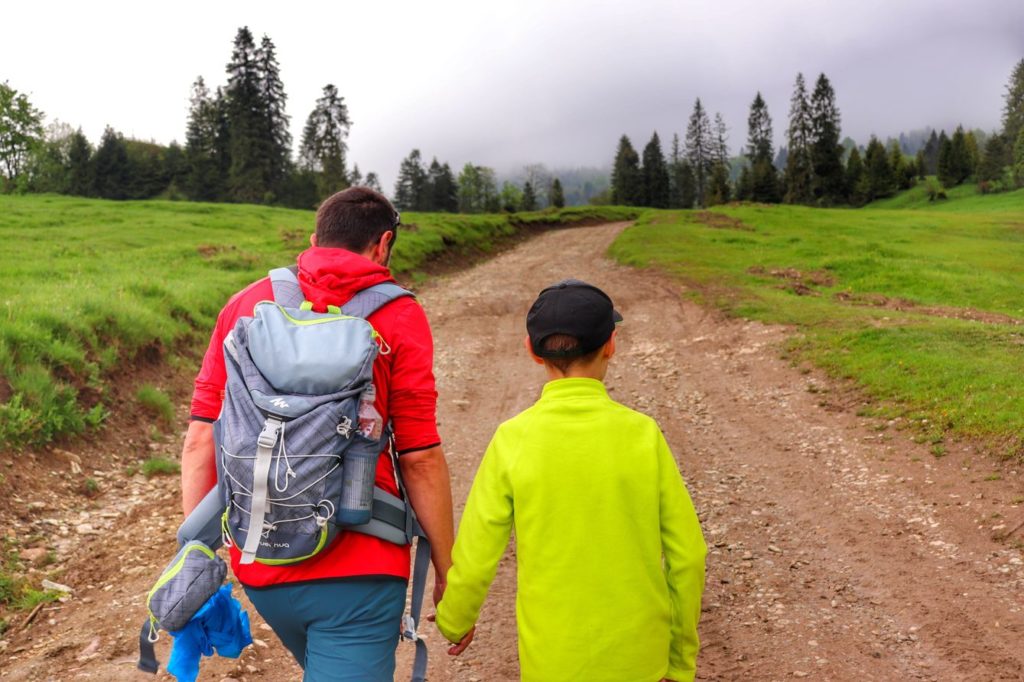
xmin=315 ymin=187 xmax=400 ymax=252
xmin=539 ymin=334 xmax=603 ymax=373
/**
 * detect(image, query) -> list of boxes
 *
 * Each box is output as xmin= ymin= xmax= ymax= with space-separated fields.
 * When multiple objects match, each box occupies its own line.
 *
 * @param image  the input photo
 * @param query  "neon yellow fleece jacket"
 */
xmin=436 ymin=378 xmax=706 ymax=682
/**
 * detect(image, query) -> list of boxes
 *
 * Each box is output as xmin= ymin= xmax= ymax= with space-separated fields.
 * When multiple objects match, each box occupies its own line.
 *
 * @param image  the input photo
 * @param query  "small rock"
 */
xmin=41 ymin=579 xmax=73 ymax=593
xmin=77 ymin=637 xmax=101 ymax=661
xmin=768 ymin=545 xmax=782 ymax=554
xmin=20 ymin=547 xmax=49 ymax=566
xmin=75 ymin=524 xmax=97 ymax=535
xmin=794 ymin=672 xmax=809 ymax=678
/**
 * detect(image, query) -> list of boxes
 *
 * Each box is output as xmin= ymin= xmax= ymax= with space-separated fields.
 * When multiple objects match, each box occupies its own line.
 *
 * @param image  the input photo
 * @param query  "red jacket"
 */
xmin=190 ymin=247 xmax=440 ymax=587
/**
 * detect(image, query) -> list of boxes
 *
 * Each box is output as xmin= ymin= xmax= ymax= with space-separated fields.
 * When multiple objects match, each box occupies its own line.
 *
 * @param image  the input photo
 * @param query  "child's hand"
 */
xmin=426 ymin=614 xmax=475 ymax=656
xmin=447 ymin=626 xmax=475 ymax=656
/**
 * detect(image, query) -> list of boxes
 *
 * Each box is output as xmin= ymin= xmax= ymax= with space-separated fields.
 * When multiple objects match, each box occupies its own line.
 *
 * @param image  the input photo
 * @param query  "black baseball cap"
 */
xmin=527 ymin=279 xmax=623 ymax=358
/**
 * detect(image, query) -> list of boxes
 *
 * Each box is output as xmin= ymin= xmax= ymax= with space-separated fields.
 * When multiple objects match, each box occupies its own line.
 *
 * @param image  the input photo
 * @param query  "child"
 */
xmin=435 ymin=279 xmax=706 ymax=682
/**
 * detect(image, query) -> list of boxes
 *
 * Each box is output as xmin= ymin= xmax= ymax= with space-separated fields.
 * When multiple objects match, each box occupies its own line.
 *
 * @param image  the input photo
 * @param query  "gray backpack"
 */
xmin=140 ymin=267 xmax=432 ymax=681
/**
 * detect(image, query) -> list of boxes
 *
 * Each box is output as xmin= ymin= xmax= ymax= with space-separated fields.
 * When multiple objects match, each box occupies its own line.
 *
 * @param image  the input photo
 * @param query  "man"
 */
xmin=181 ymin=187 xmax=454 ymax=680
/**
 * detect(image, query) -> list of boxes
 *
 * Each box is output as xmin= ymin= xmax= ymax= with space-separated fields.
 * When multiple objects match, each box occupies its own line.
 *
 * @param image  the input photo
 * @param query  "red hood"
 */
xmin=296 ymin=246 xmax=395 ymax=311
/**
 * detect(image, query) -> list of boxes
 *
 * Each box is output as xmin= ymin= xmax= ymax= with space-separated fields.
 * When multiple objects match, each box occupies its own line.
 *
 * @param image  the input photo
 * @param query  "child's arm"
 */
xmin=658 ymin=432 xmax=707 ymax=682
xmin=434 ymin=432 xmax=514 ymax=648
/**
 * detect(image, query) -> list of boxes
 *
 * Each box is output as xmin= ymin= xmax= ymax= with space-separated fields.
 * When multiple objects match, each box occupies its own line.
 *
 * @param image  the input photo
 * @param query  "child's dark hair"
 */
xmin=540 ymin=334 xmax=603 ymax=373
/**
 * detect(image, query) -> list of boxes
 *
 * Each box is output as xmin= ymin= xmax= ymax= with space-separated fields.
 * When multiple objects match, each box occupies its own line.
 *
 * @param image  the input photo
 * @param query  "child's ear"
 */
xmin=602 ymin=330 xmax=617 ymax=359
xmin=525 ymin=335 xmax=545 ymax=365
xmin=309 ymin=233 xmax=318 ymax=247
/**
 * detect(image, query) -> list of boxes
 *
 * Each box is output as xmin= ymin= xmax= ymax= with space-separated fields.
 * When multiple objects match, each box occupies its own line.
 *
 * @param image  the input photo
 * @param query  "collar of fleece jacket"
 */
xmin=296 ymin=246 xmax=395 ymax=311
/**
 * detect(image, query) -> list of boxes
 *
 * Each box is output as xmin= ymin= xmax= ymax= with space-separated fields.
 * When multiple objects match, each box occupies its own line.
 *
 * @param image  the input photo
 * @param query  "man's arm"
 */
xmin=181 ymin=420 xmax=217 ymax=516
xmin=399 ymin=444 xmax=455 ymax=605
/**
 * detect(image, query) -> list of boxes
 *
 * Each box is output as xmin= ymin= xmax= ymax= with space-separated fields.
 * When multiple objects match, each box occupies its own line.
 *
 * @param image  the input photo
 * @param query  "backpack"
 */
xmin=140 ymin=267 xmax=432 ymax=681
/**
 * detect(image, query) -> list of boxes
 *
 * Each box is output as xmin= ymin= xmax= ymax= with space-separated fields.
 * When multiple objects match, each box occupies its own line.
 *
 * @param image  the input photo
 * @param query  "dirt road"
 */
xmin=3 ymin=221 xmax=1023 ymax=681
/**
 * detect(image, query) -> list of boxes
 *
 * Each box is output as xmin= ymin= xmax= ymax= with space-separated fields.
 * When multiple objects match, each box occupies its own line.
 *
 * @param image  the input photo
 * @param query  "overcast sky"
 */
xmin=4 ymin=0 xmax=1023 ymax=190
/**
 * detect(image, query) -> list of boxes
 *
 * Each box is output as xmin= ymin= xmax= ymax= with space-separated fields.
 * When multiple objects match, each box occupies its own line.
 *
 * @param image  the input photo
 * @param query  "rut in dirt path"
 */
xmin=2 ymin=221 xmax=1023 ymax=682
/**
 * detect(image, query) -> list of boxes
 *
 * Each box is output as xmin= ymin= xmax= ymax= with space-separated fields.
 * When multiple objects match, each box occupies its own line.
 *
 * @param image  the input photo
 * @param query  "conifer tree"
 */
xmin=257 ymin=35 xmax=291 ymax=198
xmin=1002 ymin=59 xmax=1024 ymax=149
xmin=67 ymin=128 xmax=93 ymax=197
xmin=922 ymin=130 xmax=940 ymax=175
xmin=611 ymin=135 xmax=642 ymax=205
xmin=184 ymin=76 xmax=226 ymax=201
xmin=977 ymin=133 xmax=1009 ymax=186
xmin=393 ymin=149 xmax=427 ymax=211
xmin=746 ymin=92 xmax=779 ymax=203
xmin=349 ymin=164 xmax=363 ymax=187
xmin=914 ymin=149 xmax=927 ymax=180
xmin=549 ymin=178 xmax=565 ymax=208
xmin=521 ymin=181 xmax=538 ymax=211
xmin=1014 ymin=128 xmax=1024 ymax=186
xmin=940 ymin=126 xmax=972 ymax=186
xmin=746 ymin=92 xmax=773 ymax=165
xmin=844 ymin=146 xmax=867 ymax=206
xmin=864 ymin=136 xmax=894 ymax=200
xmin=784 ymin=73 xmax=813 ymax=204
xmin=426 ymin=157 xmax=458 ymax=212
xmin=91 ymin=126 xmax=130 ymax=199
xmin=364 ymin=172 xmax=382 ymax=193
xmin=224 ymin=27 xmax=268 ymax=203
xmin=685 ymin=99 xmax=714 ymax=207
xmin=298 ymin=84 xmax=351 ymax=200
xmin=641 ymin=131 xmax=670 ymax=208
xmin=668 ymin=133 xmax=685 ymax=208
xmin=707 ymin=113 xmax=731 ymax=205
xmin=809 ymin=73 xmax=844 ymax=204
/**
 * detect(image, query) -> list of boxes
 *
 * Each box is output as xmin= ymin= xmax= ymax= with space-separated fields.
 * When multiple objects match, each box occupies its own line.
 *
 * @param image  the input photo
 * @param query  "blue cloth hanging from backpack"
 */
xmin=166 ymin=583 xmax=253 ymax=682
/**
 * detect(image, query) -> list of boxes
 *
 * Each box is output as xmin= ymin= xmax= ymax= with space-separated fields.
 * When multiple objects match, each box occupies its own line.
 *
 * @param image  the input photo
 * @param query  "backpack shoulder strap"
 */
xmin=341 ymin=282 xmax=415 ymax=319
xmin=268 ymin=266 xmax=304 ymax=308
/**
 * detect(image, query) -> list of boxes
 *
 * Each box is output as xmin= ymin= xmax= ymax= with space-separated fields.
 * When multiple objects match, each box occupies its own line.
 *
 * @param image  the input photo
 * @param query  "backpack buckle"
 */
xmin=257 ymin=418 xmax=282 ymax=449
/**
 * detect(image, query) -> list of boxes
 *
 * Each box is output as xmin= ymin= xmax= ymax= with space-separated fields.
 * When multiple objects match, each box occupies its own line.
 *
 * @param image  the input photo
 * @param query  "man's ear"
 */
xmin=372 ymin=230 xmax=394 ymax=262
xmin=524 ymin=335 xmax=545 ymax=365
xmin=309 ymin=233 xmax=318 ymax=247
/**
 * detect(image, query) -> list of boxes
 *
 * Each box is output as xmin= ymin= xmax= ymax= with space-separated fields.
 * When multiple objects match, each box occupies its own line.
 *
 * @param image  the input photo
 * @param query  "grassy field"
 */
xmin=609 ymin=188 xmax=1024 ymax=458
xmin=0 ymin=194 xmax=637 ymax=447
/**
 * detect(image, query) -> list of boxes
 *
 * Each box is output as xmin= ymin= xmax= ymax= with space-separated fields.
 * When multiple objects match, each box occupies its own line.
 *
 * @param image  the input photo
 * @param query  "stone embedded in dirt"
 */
xmin=20 ymin=547 xmax=49 ymax=565
xmin=41 ymin=578 xmax=72 ymax=593
xmin=76 ymin=636 xmax=100 ymax=661
xmin=75 ymin=523 xmax=97 ymax=535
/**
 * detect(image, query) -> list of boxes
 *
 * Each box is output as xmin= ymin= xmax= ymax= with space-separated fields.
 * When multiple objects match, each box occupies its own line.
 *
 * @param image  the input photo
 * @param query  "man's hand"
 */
xmin=433 ymin=577 xmax=446 ymax=608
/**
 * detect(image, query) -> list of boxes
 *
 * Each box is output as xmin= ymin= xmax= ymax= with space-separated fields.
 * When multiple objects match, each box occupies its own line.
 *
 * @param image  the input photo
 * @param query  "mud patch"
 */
xmin=747 ymin=265 xmax=835 ymax=296
xmin=833 ymin=291 xmax=1024 ymax=325
xmin=693 ymin=211 xmax=754 ymax=231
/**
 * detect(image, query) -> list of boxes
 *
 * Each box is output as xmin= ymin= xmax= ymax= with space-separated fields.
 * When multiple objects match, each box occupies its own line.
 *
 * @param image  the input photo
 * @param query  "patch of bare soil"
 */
xmin=833 ymin=291 xmax=1024 ymax=326
xmin=693 ymin=211 xmax=755 ymax=232
xmin=2 ymin=223 xmax=1023 ymax=681
xmin=748 ymin=266 xmax=836 ymax=297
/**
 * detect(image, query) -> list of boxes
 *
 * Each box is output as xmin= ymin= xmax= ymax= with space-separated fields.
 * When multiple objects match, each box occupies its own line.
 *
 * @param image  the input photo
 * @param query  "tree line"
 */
xmin=0 ymin=27 xmax=378 ymax=207
xmin=390 ymin=150 xmax=566 ymax=213
xmin=610 ymin=61 xmax=1024 ymax=209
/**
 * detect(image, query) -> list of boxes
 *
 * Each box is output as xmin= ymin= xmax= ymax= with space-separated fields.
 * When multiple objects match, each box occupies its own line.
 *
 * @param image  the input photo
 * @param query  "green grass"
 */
xmin=141 ymin=456 xmax=181 ymax=478
xmin=610 ymin=198 xmax=1024 ymax=459
xmin=0 ymin=194 xmax=637 ymax=448
xmin=866 ymin=180 xmax=1024 ymax=211
xmin=136 ymin=384 xmax=174 ymax=427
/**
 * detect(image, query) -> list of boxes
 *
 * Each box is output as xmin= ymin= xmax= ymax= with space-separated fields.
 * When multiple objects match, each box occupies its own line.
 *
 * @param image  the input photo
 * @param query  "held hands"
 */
xmin=425 ymin=612 xmax=476 ymax=656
